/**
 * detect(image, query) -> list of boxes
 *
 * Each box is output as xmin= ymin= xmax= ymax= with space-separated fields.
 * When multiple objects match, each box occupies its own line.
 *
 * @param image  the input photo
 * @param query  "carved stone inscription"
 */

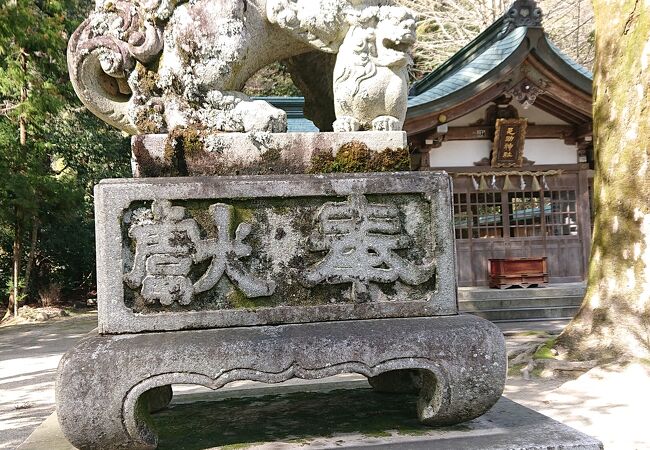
xmin=121 ymin=194 xmax=437 ymax=313
xmin=303 ymin=194 xmax=435 ymax=303
xmin=96 ymin=173 xmax=456 ymax=332
xmin=124 ymin=200 xmax=276 ymax=307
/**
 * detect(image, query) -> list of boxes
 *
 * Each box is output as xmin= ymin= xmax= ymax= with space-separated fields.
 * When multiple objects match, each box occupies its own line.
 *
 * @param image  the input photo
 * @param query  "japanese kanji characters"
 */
xmin=123 ymin=195 xmax=436 ymax=306
xmin=124 ymin=200 xmax=275 ymax=306
xmin=301 ymin=194 xmax=435 ymax=302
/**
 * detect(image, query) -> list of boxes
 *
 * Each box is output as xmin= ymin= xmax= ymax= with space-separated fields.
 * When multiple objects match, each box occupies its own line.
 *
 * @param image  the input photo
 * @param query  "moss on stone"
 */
xmin=227 ymin=288 xmax=258 ymax=309
xmin=309 ymin=141 xmax=410 ymax=174
xmin=102 ymin=1 xmax=117 ymax=12
xmin=133 ymin=108 xmax=162 ymax=135
xmin=178 ymin=128 xmax=205 ymax=157
xmin=136 ymin=62 xmax=161 ymax=97
xmin=370 ymin=147 xmax=411 ymax=172
xmin=533 ymin=338 xmax=558 ymax=360
xmin=258 ymin=147 xmax=282 ymax=171
xmin=308 ymin=148 xmax=335 ymax=172
xmin=231 ymin=206 xmax=254 ymax=234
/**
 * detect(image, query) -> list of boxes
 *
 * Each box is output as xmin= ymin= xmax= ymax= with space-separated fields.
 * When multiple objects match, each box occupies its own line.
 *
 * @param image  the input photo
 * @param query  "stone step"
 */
xmin=462 ymin=306 xmax=580 ymax=322
xmin=458 ymin=284 xmax=585 ymax=301
xmin=459 ymin=296 xmax=583 ymax=312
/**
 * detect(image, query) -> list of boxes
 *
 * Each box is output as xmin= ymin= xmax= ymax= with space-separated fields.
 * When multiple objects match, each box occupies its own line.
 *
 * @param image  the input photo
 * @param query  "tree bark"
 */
xmin=557 ymin=0 xmax=650 ymax=361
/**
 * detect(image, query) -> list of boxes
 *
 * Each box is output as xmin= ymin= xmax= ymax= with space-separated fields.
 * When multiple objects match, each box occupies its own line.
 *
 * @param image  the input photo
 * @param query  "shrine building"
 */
xmin=404 ymin=0 xmax=593 ymax=288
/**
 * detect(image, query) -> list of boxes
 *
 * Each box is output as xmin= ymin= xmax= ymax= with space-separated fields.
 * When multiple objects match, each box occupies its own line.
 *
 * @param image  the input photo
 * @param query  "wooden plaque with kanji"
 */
xmin=491 ymin=118 xmax=527 ymax=168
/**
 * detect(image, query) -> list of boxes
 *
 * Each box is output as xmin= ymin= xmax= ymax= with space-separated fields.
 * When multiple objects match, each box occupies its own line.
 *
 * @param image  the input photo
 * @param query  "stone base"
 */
xmin=131 ymin=131 xmax=410 ymax=177
xmin=28 ymin=395 xmax=602 ymax=449
xmin=56 ymin=315 xmax=506 ymax=449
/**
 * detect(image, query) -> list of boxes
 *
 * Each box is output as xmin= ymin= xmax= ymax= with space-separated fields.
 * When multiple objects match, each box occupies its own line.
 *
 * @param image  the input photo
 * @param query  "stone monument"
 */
xmin=57 ymin=1 xmax=507 ymax=448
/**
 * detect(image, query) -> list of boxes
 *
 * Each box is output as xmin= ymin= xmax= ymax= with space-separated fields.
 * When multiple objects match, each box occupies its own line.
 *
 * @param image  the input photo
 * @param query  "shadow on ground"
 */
xmin=154 ymin=388 xmax=433 ymax=449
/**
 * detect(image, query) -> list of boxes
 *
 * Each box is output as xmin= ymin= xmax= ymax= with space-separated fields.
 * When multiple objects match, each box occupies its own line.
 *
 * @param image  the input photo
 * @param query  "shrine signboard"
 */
xmin=491 ymin=118 xmax=528 ymax=167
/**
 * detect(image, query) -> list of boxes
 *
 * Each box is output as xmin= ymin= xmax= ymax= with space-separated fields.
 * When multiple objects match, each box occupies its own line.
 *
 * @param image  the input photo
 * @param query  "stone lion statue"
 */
xmin=68 ymin=0 xmax=416 ymax=134
xmin=333 ymin=6 xmax=415 ymax=132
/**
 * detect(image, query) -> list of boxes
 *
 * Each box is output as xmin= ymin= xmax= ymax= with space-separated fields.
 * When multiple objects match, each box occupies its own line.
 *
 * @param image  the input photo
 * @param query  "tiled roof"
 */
xmin=546 ymin=38 xmax=593 ymax=79
xmin=407 ymin=0 xmax=593 ymax=113
xmin=409 ymin=27 xmax=528 ymax=108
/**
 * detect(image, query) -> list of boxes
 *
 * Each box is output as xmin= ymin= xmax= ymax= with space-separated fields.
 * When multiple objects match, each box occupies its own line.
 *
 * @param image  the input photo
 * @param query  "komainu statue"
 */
xmin=68 ymin=0 xmax=416 ymax=134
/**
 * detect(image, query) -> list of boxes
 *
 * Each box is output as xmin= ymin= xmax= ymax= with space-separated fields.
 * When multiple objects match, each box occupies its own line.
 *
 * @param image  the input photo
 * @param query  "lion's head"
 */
xmin=332 ymin=4 xmax=415 ymax=97
xmin=373 ymin=6 xmax=416 ymax=68
xmin=267 ymin=0 xmax=415 ymax=57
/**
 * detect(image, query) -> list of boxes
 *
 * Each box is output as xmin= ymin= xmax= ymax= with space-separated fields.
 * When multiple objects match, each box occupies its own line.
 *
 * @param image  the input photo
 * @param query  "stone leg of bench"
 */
xmin=56 ymin=315 xmax=506 ymax=449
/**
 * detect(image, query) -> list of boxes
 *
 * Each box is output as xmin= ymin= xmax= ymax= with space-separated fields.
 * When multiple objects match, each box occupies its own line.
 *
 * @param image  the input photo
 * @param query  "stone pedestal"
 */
xmin=56 ymin=139 xmax=507 ymax=449
xmin=131 ymin=131 xmax=410 ymax=177
xmin=56 ymin=316 xmax=506 ymax=449
xmin=93 ymin=172 xmax=456 ymax=334
xmin=23 ymin=396 xmax=604 ymax=450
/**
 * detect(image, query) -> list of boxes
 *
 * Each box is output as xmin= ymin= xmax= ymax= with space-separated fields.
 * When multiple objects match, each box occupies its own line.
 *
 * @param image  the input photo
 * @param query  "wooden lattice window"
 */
xmin=545 ymin=190 xmax=578 ymax=236
xmin=453 ymin=193 xmax=469 ymax=239
xmin=453 ymin=187 xmax=579 ymax=240
xmin=509 ymin=191 xmax=545 ymax=237
xmin=454 ymin=192 xmax=503 ymax=239
xmin=470 ymin=192 xmax=503 ymax=238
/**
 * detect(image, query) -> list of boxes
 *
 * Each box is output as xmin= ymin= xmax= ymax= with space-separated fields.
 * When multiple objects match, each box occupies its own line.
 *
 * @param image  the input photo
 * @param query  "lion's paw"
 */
xmin=372 ymin=116 xmax=401 ymax=131
xmin=333 ymin=116 xmax=361 ymax=132
xmin=232 ymin=99 xmax=287 ymax=133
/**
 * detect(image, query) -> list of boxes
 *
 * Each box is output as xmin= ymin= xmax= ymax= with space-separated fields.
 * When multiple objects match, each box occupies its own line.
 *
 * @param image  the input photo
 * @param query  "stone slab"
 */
xmin=94 ymin=172 xmax=457 ymax=334
xmin=55 ymin=315 xmax=505 ymax=449
xmin=131 ymin=131 xmax=410 ymax=177
xmin=24 ymin=396 xmax=602 ymax=450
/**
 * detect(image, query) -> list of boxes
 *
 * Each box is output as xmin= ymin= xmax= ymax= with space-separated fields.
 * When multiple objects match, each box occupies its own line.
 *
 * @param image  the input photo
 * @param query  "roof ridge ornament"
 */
xmin=505 ymin=0 xmax=543 ymax=29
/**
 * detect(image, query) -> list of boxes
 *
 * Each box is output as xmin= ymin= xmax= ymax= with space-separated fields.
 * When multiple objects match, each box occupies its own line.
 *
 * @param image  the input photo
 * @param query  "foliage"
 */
xmin=0 ymin=0 xmax=130 ymax=312
xmin=399 ymin=0 xmax=595 ymax=80
xmin=244 ymin=62 xmax=302 ymax=97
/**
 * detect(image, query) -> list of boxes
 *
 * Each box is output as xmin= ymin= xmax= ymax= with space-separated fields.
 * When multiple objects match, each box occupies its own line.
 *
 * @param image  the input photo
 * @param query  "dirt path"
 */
xmin=2 ymin=315 xmax=648 ymax=450
xmin=0 ymin=313 xmax=97 ymax=450
xmin=505 ymin=364 xmax=650 ymax=450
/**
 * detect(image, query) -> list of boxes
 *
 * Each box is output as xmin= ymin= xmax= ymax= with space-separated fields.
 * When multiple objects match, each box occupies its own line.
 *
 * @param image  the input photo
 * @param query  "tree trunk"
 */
xmin=6 ymin=50 xmax=29 ymax=317
xmin=12 ymin=215 xmax=21 ymax=317
xmin=557 ymin=0 xmax=650 ymax=361
xmin=23 ymin=217 xmax=39 ymax=299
